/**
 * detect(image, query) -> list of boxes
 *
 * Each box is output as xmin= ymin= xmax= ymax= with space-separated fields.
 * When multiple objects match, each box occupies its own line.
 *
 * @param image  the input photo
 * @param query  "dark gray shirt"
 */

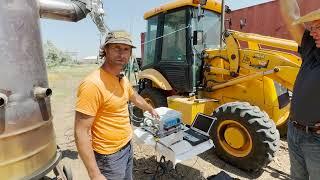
xmin=290 ymin=30 xmax=320 ymax=126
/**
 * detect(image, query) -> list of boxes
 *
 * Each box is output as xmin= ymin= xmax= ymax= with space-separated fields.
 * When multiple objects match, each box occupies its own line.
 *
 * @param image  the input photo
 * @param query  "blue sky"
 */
xmin=40 ymin=0 xmax=271 ymax=58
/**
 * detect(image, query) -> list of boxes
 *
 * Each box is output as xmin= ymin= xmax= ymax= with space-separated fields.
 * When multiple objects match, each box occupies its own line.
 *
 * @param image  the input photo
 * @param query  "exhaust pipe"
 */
xmin=0 ymin=93 xmax=8 ymax=108
xmin=38 ymin=0 xmax=107 ymax=33
xmin=39 ymin=0 xmax=90 ymax=22
xmin=33 ymin=87 xmax=52 ymax=99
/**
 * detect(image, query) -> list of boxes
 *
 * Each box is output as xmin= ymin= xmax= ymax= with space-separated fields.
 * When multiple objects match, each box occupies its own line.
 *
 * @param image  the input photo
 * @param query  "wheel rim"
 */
xmin=217 ymin=120 xmax=253 ymax=157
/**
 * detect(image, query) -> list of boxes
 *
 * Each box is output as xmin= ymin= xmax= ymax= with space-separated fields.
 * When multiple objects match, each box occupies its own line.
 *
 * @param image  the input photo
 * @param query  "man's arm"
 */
xmin=74 ymin=111 xmax=106 ymax=180
xmin=129 ymin=92 xmax=160 ymax=118
xmin=279 ymin=0 xmax=305 ymax=45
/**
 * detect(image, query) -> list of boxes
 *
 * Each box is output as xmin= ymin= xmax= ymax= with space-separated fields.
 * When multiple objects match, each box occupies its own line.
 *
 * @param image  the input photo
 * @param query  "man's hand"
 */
xmin=148 ymin=108 xmax=160 ymax=119
xmin=310 ymin=20 xmax=320 ymax=48
xmin=279 ymin=0 xmax=305 ymax=45
xmin=91 ymin=173 xmax=107 ymax=180
xmin=130 ymin=92 xmax=160 ymax=119
xmin=74 ymin=112 xmax=103 ymax=180
xmin=315 ymin=123 xmax=320 ymax=134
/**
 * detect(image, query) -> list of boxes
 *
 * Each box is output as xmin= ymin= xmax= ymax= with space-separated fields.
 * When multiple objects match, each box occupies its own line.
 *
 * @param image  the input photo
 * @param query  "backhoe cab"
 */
xmin=133 ymin=0 xmax=301 ymax=172
xmin=140 ymin=0 xmax=222 ymax=93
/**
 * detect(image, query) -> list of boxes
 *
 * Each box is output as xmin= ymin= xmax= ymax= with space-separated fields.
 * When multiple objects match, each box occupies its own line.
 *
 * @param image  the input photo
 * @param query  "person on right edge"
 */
xmin=280 ymin=0 xmax=320 ymax=180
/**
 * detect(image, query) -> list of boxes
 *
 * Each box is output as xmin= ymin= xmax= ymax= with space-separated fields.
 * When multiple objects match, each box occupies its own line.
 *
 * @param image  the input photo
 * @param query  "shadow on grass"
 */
xmin=198 ymin=150 xmax=256 ymax=179
xmin=199 ymin=149 xmax=291 ymax=180
xmin=61 ymin=149 xmax=78 ymax=160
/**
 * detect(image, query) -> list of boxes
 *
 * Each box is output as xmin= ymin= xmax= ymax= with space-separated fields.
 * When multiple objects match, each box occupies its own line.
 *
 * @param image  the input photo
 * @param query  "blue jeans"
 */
xmin=287 ymin=122 xmax=320 ymax=180
xmin=94 ymin=142 xmax=133 ymax=180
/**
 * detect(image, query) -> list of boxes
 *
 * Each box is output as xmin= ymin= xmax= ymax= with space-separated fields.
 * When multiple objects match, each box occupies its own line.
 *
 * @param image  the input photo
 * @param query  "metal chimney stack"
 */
xmin=0 ymin=0 xmax=106 ymax=179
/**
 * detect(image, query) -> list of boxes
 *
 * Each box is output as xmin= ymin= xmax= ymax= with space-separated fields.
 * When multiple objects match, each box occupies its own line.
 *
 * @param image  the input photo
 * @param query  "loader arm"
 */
xmin=204 ymin=30 xmax=302 ymax=91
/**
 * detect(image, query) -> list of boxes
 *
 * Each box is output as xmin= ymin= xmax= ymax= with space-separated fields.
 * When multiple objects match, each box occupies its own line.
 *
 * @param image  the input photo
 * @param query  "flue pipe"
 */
xmin=0 ymin=93 xmax=8 ymax=108
xmin=33 ymin=87 xmax=52 ymax=99
xmin=39 ymin=0 xmax=90 ymax=22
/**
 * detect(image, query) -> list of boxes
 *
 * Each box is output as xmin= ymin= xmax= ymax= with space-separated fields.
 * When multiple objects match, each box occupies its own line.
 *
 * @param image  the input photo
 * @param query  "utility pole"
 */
xmin=97 ymin=33 xmax=102 ymax=64
xmin=220 ymin=0 xmax=225 ymax=48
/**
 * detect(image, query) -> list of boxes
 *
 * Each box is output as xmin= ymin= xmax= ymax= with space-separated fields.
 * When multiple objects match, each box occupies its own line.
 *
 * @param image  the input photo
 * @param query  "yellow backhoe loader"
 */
xmin=130 ymin=0 xmax=301 ymax=171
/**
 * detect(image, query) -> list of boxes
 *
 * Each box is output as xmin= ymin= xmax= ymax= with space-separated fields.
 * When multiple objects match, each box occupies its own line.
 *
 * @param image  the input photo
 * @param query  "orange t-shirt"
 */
xmin=76 ymin=68 xmax=134 ymax=155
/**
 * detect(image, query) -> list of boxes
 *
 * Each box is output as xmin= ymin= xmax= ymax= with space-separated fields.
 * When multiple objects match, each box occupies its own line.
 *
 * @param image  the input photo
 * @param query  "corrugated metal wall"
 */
xmin=226 ymin=0 xmax=320 ymax=40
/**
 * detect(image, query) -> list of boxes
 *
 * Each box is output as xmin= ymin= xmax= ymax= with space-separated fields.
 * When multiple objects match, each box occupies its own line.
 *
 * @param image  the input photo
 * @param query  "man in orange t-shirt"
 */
xmin=74 ymin=30 xmax=159 ymax=180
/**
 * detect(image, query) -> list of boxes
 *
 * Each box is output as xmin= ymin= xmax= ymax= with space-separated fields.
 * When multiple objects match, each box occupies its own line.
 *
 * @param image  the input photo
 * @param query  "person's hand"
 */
xmin=91 ymin=173 xmax=106 ymax=180
xmin=315 ymin=123 xmax=320 ymax=134
xmin=148 ymin=109 xmax=160 ymax=119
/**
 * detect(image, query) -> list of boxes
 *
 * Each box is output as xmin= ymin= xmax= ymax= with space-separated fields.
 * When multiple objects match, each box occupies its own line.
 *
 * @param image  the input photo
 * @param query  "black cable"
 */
xmin=152 ymin=155 xmax=167 ymax=180
xmin=128 ymin=103 xmax=144 ymax=123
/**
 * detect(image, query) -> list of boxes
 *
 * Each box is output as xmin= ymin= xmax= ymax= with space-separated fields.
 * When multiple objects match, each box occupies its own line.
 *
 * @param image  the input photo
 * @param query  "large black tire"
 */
xmin=140 ymin=88 xmax=168 ymax=108
xmin=211 ymin=102 xmax=280 ymax=172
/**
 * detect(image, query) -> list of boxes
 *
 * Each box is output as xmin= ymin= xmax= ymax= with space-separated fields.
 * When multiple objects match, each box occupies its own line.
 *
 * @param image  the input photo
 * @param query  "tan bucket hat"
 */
xmin=103 ymin=30 xmax=136 ymax=48
xmin=293 ymin=9 xmax=320 ymax=25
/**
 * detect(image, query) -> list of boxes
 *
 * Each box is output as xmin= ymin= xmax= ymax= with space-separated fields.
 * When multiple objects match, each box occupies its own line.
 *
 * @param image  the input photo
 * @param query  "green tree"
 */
xmin=43 ymin=40 xmax=73 ymax=67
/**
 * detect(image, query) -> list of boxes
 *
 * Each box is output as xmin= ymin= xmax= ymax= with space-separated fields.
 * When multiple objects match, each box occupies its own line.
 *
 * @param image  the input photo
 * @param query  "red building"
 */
xmin=226 ymin=0 xmax=320 ymax=40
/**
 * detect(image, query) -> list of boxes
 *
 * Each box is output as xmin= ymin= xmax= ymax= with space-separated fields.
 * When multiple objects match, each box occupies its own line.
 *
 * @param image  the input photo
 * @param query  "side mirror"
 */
xmin=193 ymin=0 xmax=207 ymax=6
xmin=225 ymin=5 xmax=231 ymax=14
xmin=200 ymin=0 xmax=207 ymax=6
xmin=193 ymin=30 xmax=204 ymax=45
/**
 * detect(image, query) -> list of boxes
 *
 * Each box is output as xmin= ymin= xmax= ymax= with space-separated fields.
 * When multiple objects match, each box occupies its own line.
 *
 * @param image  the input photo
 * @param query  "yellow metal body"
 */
xmin=167 ymin=78 xmax=291 ymax=127
xmin=142 ymin=0 xmax=302 ymax=128
xmin=217 ymin=120 xmax=253 ymax=157
xmin=201 ymin=31 xmax=300 ymax=127
xmin=167 ymin=96 xmax=217 ymax=124
xmin=138 ymin=0 xmax=302 ymax=169
xmin=144 ymin=0 xmax=221 ymax=19
xmin=224 ymin=127 xmax=245 ymax=149
xmin=164 ymin=31 xmax=300 ymax=128
xmin=138 ymin=69 xmax=173 ymax=90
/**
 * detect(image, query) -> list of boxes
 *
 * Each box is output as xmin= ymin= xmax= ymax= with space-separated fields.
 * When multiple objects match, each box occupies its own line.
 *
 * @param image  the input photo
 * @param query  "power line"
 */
xmin=132 ymin=25 xmax=190 ymax=48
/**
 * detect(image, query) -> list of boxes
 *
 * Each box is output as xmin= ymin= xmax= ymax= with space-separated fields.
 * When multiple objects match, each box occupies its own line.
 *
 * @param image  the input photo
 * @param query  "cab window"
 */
xmin=161 ymin=10 xmax=187 ymax=62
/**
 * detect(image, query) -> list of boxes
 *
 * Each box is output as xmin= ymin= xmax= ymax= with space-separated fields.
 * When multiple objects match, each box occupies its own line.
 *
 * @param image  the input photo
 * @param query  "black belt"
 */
xmin=119 ymin=141 xmax=131 ymax=151
xmin=291 ymin=121 xmax=320 ymax=134
xmin=94 ymin=141 xmax=131 ymax=157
